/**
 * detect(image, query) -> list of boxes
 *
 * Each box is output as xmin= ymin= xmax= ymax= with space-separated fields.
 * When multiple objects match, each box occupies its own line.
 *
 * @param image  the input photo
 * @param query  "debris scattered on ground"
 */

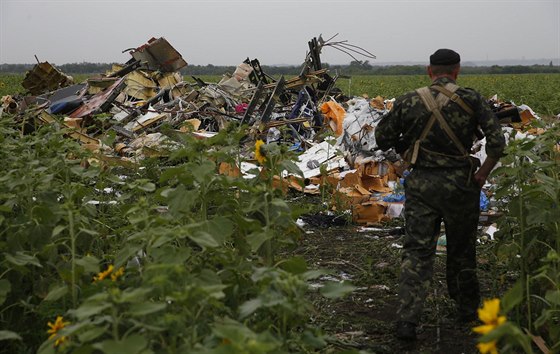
xmin=0 ymin=35 xmax=542 ymax=227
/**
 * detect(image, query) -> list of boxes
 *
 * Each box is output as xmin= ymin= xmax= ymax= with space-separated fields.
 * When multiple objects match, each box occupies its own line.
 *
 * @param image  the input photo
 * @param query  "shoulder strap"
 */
xmin=434 ymin=83 xmax=456 ymax=107
xmin=431 ymin=83 xmax=475 ymax=116
xmin=404 ymin=87 xmax=437 ymax=164
xmin=407 ymin=91 xmax=436 ymax=164
xmin=415 ymin=87 xmax=469 ymax=157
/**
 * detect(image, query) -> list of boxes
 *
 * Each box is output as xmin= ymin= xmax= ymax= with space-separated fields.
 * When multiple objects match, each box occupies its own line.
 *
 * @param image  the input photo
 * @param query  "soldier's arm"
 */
xmin=474 ymin=156 xmax=499 ymax=188
xmin=474 ymin=93 xmax=506 ymax=187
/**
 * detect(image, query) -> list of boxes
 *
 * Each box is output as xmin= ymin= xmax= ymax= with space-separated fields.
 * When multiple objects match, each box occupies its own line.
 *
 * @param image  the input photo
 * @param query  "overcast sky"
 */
xmin=1 ymin=0 xmax=558 ymax=66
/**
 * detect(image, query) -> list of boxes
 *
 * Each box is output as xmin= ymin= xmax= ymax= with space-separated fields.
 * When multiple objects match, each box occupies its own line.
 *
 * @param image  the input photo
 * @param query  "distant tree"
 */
xmin=2 ymin=62 xmax=560 ymax=76
xmin=489 ymin=65 xmax=503 ymax=74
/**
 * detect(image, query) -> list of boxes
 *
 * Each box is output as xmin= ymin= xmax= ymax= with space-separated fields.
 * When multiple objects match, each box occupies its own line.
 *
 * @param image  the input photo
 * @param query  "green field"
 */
xmin=2 ymin=73 xmax=559 ymax=116
xmin=339 ymin=74 xmax=560 ymax=116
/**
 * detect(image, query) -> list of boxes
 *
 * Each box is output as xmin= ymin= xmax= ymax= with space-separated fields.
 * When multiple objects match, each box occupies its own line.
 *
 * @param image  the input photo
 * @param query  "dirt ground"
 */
xmin=292 ymin=207 xmax=501 ymax=354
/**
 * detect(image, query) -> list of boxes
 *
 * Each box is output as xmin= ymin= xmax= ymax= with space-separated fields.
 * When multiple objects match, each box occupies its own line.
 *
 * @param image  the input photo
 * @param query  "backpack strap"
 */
xmin=415 ymin=86 xmax=469 ymax=158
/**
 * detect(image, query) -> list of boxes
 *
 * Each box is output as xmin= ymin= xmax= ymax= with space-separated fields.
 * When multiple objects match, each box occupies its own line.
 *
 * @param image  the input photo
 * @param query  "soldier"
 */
xmin=374 ymin=49 xmax=505 ymax=341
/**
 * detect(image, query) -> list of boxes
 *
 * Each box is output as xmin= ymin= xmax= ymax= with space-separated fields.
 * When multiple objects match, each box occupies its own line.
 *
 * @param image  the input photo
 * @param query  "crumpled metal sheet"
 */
xmin=22 ymin=61 xmax=74 ymax=95
xmin=130 ymin=37 xmax=187 ymax=72
xmin=69 ymin=78 xmax=125 ymax=118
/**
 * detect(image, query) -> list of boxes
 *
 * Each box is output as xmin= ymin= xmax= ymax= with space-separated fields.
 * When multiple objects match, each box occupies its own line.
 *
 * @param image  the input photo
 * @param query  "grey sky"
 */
xmin=1 ymin=0 xmax=559 ymax=66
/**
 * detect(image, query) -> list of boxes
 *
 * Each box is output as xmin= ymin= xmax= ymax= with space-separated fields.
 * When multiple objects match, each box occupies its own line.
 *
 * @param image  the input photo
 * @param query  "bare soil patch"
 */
xmin=291 ymin=208 xmax=500 ymax=354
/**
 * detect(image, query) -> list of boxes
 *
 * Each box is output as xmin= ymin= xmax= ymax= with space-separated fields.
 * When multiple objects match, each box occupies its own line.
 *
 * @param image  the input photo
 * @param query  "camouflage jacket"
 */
xmin=375 ymin=77 xmax=505 ymax=168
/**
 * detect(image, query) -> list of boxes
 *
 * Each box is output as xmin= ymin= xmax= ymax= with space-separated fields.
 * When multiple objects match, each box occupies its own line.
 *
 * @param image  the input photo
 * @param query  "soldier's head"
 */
xmin=427 ymin=48 xmax=460 ymax=80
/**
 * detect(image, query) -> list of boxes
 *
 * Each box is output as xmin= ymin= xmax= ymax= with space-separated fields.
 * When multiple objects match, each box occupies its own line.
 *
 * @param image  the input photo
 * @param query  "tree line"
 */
xmin=1 ymin=61 xmax=559 ymax=76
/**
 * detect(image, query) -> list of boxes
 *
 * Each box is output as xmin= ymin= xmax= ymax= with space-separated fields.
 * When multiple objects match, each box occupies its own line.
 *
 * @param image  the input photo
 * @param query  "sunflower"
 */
xmin=93 ymin=264 xmax=114 ymax=282
xmin=47 ymin=316 xmax=70 ymax=347
xmin=473 ymin=298 xmax=507 ymax=354
xmin=110 ymin=266 xmax=125 ymax=281
xmin=93 ymin=264 xmax=125 ymax=282
xmin=255 ymin=139 xmax=267 ymax=164
xmin=476 ymin=341 xmax=499 ymax=354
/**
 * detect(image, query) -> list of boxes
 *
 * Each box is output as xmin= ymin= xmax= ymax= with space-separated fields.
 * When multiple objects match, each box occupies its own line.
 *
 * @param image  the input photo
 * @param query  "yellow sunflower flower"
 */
xmin=477 ymin=341 xmax=498 ymax=354
xmin=473 ymin=298 xmax=507 ymax=334
xmin=110 ymin=266 xmax=125 ymax=281
xmin=47 ymin=316 xmax=70 ymax=347
xmin=93 ymin=264 xmax=114 ymax=282
xmin=473 ymin=298 xmax=507 ymax=354
xmin=255 ymin=139 xmax=266 ymax=164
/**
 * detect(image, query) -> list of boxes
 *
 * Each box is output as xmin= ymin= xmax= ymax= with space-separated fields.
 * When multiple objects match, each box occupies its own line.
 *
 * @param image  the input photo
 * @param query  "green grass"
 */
xmin=0 ymin=74 xmax=27 ymax=97
xmin=338 ymin=74 xmax=560 ymax=116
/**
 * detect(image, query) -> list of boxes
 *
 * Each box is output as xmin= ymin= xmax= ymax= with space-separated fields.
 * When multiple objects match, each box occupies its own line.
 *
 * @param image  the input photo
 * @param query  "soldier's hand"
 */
xmin=473 ymin=171 xmax=487 ymax=189
xmin=474 ymin=157 xmax=499 ymax=189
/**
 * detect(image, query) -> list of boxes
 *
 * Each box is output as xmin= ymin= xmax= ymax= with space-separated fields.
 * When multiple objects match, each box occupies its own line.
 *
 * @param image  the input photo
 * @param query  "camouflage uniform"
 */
xmin=374 ymin=77 xmax=505 ymax=324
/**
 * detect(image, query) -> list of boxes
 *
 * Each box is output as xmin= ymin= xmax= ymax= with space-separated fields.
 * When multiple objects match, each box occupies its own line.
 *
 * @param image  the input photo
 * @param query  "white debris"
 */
xmin=370 ymin=285 xmax=390 ymax=291
xmin=335 ymin=97 xmax=387 ymax=165
xmin=296 ymin=218 xmax=306 ymax=227
xmin=240 ymin=161 xmax=260 ymax=179
xmin=289 ymin=140 xmax=349 ymax=179
xmin=484 ymin=224 xmax=499 ymax=240
xmin=357 ymin=227 xmax=385 ymax=232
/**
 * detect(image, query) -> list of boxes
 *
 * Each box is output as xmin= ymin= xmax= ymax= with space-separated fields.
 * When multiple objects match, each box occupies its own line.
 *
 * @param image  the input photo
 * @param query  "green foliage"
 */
xmin=490 ymin=121 xmax=560 ymax=352
xmin=0 ymin=113 xmax=349 ymax=353
xmin=0 ymin=74 xmax=26 ymax=96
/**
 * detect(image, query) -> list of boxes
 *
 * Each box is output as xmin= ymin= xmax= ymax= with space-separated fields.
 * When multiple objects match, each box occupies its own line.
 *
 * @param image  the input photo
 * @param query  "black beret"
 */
xmin=430 ymin=49 xmax=460 ymax=65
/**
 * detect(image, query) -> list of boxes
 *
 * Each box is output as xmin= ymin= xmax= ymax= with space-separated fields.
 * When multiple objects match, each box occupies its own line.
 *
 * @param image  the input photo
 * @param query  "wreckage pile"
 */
xmin=0 ymin=36 xmax=540 ymax=225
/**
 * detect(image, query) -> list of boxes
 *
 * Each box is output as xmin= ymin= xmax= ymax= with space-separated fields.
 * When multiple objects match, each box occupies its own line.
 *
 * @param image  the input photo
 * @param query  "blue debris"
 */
xmin=480 ymin=191 xmax=489 ymax=211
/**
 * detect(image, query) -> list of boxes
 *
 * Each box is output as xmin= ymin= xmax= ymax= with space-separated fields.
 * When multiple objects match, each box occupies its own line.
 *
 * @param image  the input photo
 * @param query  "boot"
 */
xmin=396 ymin=321 xmax=416 ymax=341
xmin=457 ymin=310 xmax=478 ymax=324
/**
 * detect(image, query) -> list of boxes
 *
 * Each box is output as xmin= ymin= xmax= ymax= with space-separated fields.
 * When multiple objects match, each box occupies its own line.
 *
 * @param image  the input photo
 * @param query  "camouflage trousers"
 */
xmin=397 ymin=167 xmax=481 ymax=324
